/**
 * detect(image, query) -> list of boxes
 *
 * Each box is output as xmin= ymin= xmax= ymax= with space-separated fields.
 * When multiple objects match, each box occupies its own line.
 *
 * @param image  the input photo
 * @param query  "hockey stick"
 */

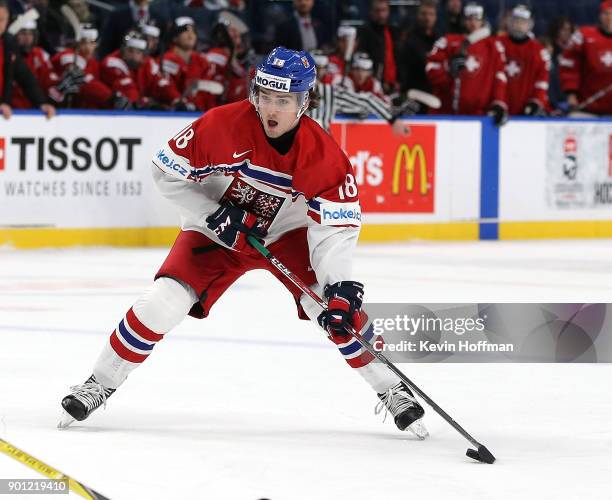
xmin=60 ymin=4 xmax=82 ymax=41
xmin=407 ymin=89 xmax=441 ymax=110
xmin=452 ymin=26 xmax=490 ymax=113
xmin=572 ymin=82 xmax=612 ymax=113
xmin=247 ymin=235 xmax=496 ymax=464
xmin=340 ymin=26 xmax=356 ymax=88
xmin=0 ymin=437 xmax=110 ymax=499
xmin=194 ymin=79 xmax=225 ymax=95
xmin=60 ymin=5 xmax=83 ymax=109
xmin=7 ymin=8 xmax=39 ymax=35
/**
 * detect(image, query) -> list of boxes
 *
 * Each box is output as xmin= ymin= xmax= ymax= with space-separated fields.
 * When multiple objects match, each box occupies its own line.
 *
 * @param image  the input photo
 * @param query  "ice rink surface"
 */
xmin=1 ymin=240 xmax=611 ymax=499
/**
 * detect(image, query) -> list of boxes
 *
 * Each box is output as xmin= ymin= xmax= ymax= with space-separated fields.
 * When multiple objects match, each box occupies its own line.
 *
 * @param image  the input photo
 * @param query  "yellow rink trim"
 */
xmin=0 ymin=437 xmax=106 ymax=499
xmin=359 ymin=222 xmax=479 ymax=241
xmin=2 ymin=221 xmax=612 ymax=248
xmin=499 ymin=220 xmax=612 ymax=239
xmin=0 ymin=226 xmax=181 ymax=248
xmin=0 ymin=223 xmax=479 ymax=248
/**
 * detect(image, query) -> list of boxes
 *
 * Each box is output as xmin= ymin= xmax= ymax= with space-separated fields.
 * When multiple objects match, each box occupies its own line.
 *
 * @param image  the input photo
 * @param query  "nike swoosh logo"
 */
xmin=233 ymin=149 xmax=252 ymax=158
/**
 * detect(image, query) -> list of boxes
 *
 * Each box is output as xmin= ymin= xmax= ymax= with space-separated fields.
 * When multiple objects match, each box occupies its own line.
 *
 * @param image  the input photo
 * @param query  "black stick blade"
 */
xmin=466 ymin=445 xmax=496 ymax=464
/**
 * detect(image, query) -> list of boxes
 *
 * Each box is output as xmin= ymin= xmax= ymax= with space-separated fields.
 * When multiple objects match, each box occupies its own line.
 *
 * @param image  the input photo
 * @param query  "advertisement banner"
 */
xmin=0 ymin=114 xmax=189 ymax=229
xmin=364 ymin=303 xmax=612 ymax=362
xmin=331 ymin=122 xmax=436 ymax=213
xmin=0 ymin=113 xmax=482 ymax=247
xmin=546 ymin=123 xmax=612 ymax=209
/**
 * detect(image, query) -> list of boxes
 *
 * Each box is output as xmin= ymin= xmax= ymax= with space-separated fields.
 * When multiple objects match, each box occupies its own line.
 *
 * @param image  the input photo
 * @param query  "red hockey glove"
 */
xmin=317 ymin=281 xmax=364 ymax=343
xmin=205 ymin=202 xmax=267 ymax=252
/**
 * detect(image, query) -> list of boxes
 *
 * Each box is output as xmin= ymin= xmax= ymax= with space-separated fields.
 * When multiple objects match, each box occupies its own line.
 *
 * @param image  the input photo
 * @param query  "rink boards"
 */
xmin=0 ymin=110 xmax=611 ymax=248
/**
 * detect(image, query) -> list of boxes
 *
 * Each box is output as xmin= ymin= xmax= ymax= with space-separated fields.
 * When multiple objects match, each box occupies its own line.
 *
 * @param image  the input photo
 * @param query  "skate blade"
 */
xmin=57 ymin=410 xmax=75 ymax=429
xmin=407 ymin=419 xmax=429 ymax=440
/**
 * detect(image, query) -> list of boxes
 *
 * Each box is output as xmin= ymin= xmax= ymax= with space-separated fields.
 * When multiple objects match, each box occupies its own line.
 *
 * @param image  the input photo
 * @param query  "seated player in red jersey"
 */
xmin=344 ymin=52 xmax=388 ymax=101
xmin=559 ymin=0 xmax=612 ymax=115
xmin=161 ymin=16 xmax=217 ymax=111
xmin=11 ymin=19 xmax=57 ymax=109
xmin=497 ymin=5 xmax=550 ymax=116
xmin=426 ymin=2 xmax=509 ymax=124
xmin=59 ymin=47 xmax=427 ymax=439
xmin=50 ymin=24 xmax=112 ymax=109
xmin=100 ymin=30 xmax=179 ymax=110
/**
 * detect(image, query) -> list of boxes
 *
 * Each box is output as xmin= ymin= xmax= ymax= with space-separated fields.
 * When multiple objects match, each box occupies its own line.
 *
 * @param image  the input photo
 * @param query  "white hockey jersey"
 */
xmin=152 ymin=100 xmax=362 ymax=288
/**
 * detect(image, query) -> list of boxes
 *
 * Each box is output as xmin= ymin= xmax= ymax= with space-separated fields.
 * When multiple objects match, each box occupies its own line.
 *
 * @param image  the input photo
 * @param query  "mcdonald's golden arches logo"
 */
xmin=329 ymin=121 xmax=435 ymax=213
xmin=392 ymin=144 xmax=429 ymax=195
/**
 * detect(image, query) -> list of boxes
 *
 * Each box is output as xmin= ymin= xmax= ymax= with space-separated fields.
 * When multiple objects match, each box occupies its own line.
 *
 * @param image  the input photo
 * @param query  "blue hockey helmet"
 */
xmin=250 ymin=46 xmax=316 ymax=119
xmin=254 ymin=46 xmax=316 ymax=93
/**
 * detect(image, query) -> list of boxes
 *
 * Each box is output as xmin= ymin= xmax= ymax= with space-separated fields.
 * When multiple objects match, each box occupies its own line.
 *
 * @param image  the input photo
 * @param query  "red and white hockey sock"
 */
xmin=109 ymin=307 xmax=164 ymax=364
xmin=329 ymin=311 xmax=371 ymax=368
xmin=93 ymin=277 xmax=197 ymax=388
xmin=332 ymin=322 xmax=401 ymax=391
xmin=299 ymin=292 xmax=400 ymax=392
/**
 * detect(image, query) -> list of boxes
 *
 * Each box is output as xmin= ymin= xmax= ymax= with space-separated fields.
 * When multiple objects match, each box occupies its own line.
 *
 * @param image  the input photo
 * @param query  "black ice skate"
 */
xmin=375 ymin=381 xmax=429 ymax=440
xmin=58 ymin=375 xmax=115 ymax=429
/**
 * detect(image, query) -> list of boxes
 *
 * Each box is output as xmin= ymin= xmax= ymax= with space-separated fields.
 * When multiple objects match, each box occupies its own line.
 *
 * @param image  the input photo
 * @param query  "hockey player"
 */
xmin=12 ymin=19 xmax=58 ymax=109
xmin=497 ymin=5 xmax=550 ymax=116
xmin=326 ymin=25 xmax=358 ymax=81
xmin=559 ymin=0 xmax=612 ymax=115
xmin=59 ymin=47 xmax=427 ymax=439
xmin=426 ymin=2 xmax=508 ymax=124
xmin=311 ymin=50 xmax=335 ymax=84
xmin=309 ymin=52 xmax=413 ymax=135
xmin=344 ymin=52 xmax=388 ymax=100
xmin=50 ymin=25 xmax=113 ymax=109
xmin=161 ymin=16 xmax=216 ymax=111
xmin=204 ymin=15 xmax=251 ymax=105
xmin=100 ymin=30 xmax=179 ymax=110
xmin=140 ymin=23 xmax=161 ymax=59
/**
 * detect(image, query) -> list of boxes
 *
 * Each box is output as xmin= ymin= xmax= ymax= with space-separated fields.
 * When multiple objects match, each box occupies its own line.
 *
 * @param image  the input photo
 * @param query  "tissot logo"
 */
xmin=5 ymin=137 xmax=141 ymax=172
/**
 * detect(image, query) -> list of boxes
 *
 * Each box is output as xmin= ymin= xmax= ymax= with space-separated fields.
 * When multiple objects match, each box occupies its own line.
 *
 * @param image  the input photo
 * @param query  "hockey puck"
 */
xmin=466 ymin=445 xmax=496 ymax=464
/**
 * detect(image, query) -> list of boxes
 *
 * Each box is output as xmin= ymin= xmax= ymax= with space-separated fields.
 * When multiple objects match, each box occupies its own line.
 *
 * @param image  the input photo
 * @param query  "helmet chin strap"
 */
xmin=296 ymin=92 xmax=310 ymax=119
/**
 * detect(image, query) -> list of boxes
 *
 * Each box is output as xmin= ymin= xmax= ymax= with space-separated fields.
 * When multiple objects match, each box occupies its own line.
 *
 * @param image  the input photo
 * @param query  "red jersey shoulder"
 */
xmin=102 ymin=51 xmax=131 ymax=75
xmin=498 ymin=33 xmax=543 ymax=54
xmin=161 ymin=51 xmax=184 ymax=76
xmin=567 ymin=26 xmax=592 ymax=48
xmin=206 ymin=48 xmax=229 ymax=69
xmin=447 ymin=34 xmax=465 ymax=50
xmin=293 ymin=116 xmax=355 ymax=201
xmin=480 ymin=36 xmax=504 ymax=53
xmin=580 ymin=26 xmax=600 ymax=40
xmin=168 ymin=102 xmax=356 ymax=203
xmin=31 ymin=47 xmax=49 ymax=62
xmin=168 ymin=100 xmax=252 ymax=163
xmin=580 ymin=26 xmax=612 ymax=49
xmin=299 ymin=115 xmax=350 ymax=167
xmin=192 ymin=100 xmax=253 ymax=140
xmin=429 ymin=34 xmax=463 ymax=57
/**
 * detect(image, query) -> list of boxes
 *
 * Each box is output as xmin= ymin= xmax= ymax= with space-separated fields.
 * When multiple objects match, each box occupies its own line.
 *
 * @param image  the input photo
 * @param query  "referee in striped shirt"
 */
xmin=307 ymin=53 xmax=414 ymax=135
